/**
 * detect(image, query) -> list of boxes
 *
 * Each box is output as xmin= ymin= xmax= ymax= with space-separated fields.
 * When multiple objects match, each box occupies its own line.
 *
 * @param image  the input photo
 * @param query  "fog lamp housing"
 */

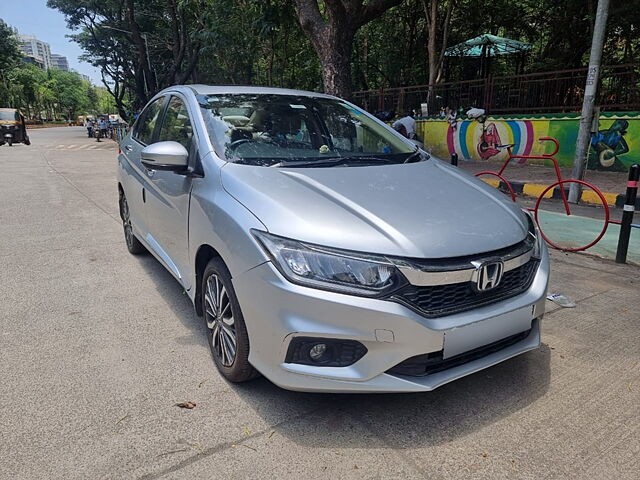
xmin=285 ymin=337 xmax=367 ymax=367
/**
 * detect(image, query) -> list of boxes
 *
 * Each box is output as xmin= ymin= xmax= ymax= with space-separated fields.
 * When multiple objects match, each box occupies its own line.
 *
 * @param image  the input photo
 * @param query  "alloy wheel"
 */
xmin=204 ymin=273 xmax=237 ymax=367
xmin=121 ymin=198 xmax=135 ymax=249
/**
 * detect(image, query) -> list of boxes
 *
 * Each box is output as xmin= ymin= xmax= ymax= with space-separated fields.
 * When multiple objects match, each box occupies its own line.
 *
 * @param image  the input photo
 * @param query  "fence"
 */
xmin=352 ymin=63 xmax=640 ymax=115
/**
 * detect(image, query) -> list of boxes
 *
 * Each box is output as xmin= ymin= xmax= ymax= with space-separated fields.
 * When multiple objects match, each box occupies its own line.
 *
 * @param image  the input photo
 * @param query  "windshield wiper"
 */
xmin=271 ymin=156 xmax=398 ymax=168
xmin=403 ymin=148 xmax=428 ymax=164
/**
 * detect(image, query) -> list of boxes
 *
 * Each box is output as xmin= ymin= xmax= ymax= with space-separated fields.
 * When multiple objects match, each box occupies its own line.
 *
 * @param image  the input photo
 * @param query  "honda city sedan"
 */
xmin=117 ymin=85 xmax=549 ymax=392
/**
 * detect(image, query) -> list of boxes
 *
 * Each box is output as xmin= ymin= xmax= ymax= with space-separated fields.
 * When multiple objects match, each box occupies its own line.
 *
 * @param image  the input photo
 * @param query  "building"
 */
xmin=50 ymin=54 xmax=69 ymax=72
xmin=18 ymin=34 xmax=52 ymax=70
xmin=21 ymin=56 xmax=45 ymax=69
xmin=13 ymin=28 xmax=85 ymax=78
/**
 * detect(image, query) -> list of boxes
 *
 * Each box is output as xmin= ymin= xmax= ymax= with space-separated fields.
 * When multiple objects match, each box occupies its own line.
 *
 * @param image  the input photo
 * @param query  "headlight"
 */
xmin=252 ymin=230 xmax=406 ymax=296
xmin=523 ymin=209 xmax=542 ymax=259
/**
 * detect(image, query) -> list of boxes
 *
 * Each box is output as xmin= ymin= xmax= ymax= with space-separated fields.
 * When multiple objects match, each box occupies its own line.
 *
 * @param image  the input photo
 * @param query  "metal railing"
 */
xmin=352 ymin=64 xmax=640 ymax=115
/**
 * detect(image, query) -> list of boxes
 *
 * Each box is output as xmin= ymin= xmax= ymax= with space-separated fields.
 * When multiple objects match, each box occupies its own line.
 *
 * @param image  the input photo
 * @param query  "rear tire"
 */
xmin=24 ymin=137 xmax=30 ymax=146
xmin=202 ymin=258 xmax=259 ymax=383
xmin=7 ymin=138 xmax=12 ymax=147
xmin=119 ymin=192 xmax=146 ymax=255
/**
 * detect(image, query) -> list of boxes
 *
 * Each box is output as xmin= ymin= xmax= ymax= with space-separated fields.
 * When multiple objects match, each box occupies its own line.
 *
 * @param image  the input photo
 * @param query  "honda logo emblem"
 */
xmin=473 ymin=260 xmax=504 ymax=292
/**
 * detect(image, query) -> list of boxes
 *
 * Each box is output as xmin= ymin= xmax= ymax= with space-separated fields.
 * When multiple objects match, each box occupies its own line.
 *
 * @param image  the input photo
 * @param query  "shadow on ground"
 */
xmin=133 ymin=250 xmax=208 ymax=348
xmin=234 ymin=345 xmax=550 ymax=448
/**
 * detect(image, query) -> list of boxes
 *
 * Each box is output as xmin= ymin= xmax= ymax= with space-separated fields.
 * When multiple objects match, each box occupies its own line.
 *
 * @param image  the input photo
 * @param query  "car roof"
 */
xmin=171 ymin=84 xmax=337 ymax=100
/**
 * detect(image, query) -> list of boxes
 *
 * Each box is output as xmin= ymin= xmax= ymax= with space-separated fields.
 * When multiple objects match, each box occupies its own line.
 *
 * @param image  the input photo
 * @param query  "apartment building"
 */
xmin=18 ymin=34 xmax=52 ymax=70
xmin=51 ymin=54 xmax=70 ymax=72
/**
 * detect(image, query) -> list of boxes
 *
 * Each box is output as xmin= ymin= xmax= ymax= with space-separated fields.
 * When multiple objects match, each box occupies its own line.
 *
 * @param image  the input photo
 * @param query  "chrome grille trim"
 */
xmin=397 ymin=248 xmax=533 ymax=287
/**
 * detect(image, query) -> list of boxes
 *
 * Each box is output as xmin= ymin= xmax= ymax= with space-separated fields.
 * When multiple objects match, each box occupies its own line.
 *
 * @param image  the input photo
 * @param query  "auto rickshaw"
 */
xmin=0 ymin=108 xmax=30 ymax=146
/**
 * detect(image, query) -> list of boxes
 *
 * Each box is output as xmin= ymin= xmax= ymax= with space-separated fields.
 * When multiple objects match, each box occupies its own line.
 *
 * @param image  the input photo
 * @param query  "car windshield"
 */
xmin=0 ymin=110 xmax=19 ymax=122
xmin=198 ymin=94 xmax=417 ymax=167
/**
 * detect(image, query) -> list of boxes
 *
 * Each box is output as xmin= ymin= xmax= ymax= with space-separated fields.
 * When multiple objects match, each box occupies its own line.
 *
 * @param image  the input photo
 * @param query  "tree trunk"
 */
xmin=125 ymin=0 xmax=154 ymax=99
xmin=423 ymin=0 xmax=453 ymax=105
xmin=294 ymin=0 xmax=403 ymax=100
xmin=315 ymin=25 xmax=355 ymax=99
xmin=425 ymin=0 xmax=438 ymax=88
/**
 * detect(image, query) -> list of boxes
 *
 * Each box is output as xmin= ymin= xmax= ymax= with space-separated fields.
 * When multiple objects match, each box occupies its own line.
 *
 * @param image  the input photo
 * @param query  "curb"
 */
xmin=27 ymin=124 xmax=75 ymax=129
xmin=479 ymin=178 xmax=640 ymax=210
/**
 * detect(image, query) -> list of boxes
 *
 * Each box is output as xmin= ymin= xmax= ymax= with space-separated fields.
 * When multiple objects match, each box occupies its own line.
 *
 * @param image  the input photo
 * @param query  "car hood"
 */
xmin=220 ymin=159 xmax=528 ymax=259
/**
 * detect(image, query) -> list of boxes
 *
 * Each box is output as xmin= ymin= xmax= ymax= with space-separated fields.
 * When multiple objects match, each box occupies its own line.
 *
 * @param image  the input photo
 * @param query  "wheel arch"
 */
xmin=117 ymin=182 xmax=125 ymax=220
xmin=194 ymin=244 xmax=223 ymax=316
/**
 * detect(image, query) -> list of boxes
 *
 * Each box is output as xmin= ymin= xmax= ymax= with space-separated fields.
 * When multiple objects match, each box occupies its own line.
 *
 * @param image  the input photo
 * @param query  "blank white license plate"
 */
xmin=443 ymin=304 xmax=535 ymax=359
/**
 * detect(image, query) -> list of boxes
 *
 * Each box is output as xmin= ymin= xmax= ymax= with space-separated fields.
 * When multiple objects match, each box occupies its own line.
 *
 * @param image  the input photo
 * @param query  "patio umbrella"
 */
xmin=445 ymin=34 xmax=531 ymax=78
xmin=445 ymin=34 xmax=531 ymax=57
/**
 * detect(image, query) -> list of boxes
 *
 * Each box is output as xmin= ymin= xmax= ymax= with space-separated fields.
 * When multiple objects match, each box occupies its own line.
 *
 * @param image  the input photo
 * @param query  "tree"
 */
xmin=96 ymin=86 xmax=118 ymax=114
xmin=44 ymin=0 xmax=638 ymax=112
xmin=193 ymin=0 xmax=321 ymax=90
xmin=48 ymin=69 xmax=89 ymax=120
xmin=7 ymin=64 xmax=49 ymax=117
xmin=0 ymin=20 xmax=22 ymax=106
xmin=48 ymin=0 xmax=205 ymax=114
xmin=422 ymin=0 xmax=453 ymax=87
xmin=86 ymin=85 xmax=99 ymax=114
xmin=293 ymin=0 xmax=404 ymax=99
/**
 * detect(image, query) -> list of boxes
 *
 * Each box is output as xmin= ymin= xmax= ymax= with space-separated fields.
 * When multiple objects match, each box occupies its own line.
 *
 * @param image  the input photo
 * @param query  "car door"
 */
xmin=119 ymin=96 xmax=166 ymax=240
xmin=143 ymin=94 xmax=196 ymax=289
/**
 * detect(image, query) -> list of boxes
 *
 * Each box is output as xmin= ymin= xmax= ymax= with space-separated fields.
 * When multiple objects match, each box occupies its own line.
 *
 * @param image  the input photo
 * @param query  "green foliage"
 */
xmin=96 ymin=86 xmax=118 ymax=114
xmin=196 ymin=0 xmax=321 ymax=90
xmin=3 ymin=62 xmax=97 ymax=120
xmin=0 ymin=20 xmax=21 ymax=74
xmin=0 ymin=19 xmax=23 ymax=107
xmin=47 ymin=68 xmax=87 ymax=119
xmin=44 ymin=0 xmax=639 ymax=108
xmin=86 ymin=85 xmax=99 ymax=113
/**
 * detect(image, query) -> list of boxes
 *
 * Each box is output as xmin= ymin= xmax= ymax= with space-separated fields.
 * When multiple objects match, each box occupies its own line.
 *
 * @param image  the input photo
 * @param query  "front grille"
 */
xmin=387 ymin=328 xmax=533 ymax=377
xmin=392 ymin=259 xmax=538 ymax=318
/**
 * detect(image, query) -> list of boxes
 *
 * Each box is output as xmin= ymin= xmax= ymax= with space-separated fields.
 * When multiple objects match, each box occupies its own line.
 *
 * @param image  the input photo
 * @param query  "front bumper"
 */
xmin=232 ymin=247 xmax=549 ymax=393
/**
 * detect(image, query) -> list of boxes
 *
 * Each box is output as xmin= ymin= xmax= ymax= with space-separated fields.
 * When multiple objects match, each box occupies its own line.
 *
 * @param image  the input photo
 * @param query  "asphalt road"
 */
xmin=1 ymin=127 xmax=639 ymax=479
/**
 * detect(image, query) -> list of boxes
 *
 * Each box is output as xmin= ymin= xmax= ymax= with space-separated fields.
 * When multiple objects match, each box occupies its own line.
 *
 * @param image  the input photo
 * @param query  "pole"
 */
xmin=615 ymin=164 xmax=639 ymax=264
xmin=142 ymin=33 xmax=154 ymax=92
xmin=568 ymin=0 xmax=610 ymax=203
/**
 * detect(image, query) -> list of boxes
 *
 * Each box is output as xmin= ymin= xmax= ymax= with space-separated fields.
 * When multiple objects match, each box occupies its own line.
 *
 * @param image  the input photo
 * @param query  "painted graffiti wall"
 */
xmin=418 ymin=112 xmax=640 ymax=172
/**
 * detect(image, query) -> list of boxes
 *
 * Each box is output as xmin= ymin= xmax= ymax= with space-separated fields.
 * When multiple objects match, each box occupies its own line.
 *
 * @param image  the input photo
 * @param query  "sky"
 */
xmin=0 ymin=0 xmax=102 ymax=84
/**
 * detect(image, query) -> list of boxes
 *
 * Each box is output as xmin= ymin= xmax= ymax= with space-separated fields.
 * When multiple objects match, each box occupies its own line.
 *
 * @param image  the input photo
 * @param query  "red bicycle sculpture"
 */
xmin=474 ymin=137 xmax=611 ymax=252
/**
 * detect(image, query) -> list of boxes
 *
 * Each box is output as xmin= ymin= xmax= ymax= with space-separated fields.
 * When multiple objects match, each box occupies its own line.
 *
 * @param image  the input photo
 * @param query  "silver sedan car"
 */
xmin=117 ymin=85 xmax=549 ymax=393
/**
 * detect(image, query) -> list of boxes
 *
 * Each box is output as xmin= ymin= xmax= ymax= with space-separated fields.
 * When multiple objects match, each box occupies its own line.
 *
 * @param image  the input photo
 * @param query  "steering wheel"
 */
xmin=226 ymin=138 xmax=253 ymax=151
xmin=280 ymin=139 xmax=314 ymax=150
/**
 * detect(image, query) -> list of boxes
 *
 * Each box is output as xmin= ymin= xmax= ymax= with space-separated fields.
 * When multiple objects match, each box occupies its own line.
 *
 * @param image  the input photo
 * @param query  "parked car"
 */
xmin=117 ymin=85 xmax=549 ymax=393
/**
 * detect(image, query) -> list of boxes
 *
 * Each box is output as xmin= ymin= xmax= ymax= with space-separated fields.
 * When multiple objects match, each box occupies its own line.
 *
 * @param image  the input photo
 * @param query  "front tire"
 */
xmin=119 ymin=192 xmax=146 ymax=255
xmin=202 ymin=258 xmax=258 ymax=383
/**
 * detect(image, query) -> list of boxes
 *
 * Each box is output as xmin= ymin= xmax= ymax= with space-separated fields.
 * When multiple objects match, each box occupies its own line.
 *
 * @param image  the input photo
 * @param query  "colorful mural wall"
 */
xmin=418 ymin=112 xmax=640 ymax=172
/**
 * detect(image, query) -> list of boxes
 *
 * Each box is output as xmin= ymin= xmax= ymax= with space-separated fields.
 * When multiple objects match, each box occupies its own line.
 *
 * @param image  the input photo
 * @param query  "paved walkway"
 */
xmin=537 ymin=209 xmax=640 ymax=264
xmin=458 ymin=159 xmax=630 ymax=197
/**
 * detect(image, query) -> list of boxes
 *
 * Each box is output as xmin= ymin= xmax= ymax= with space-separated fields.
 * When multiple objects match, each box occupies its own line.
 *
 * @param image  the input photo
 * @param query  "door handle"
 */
xmin=124 ymin=144 xmax=133 ymax=152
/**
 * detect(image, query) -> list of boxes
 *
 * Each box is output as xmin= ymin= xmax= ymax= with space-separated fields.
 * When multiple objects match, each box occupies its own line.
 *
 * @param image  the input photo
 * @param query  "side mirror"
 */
xmin=141 ymin=141 xmax=189 ymax=171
